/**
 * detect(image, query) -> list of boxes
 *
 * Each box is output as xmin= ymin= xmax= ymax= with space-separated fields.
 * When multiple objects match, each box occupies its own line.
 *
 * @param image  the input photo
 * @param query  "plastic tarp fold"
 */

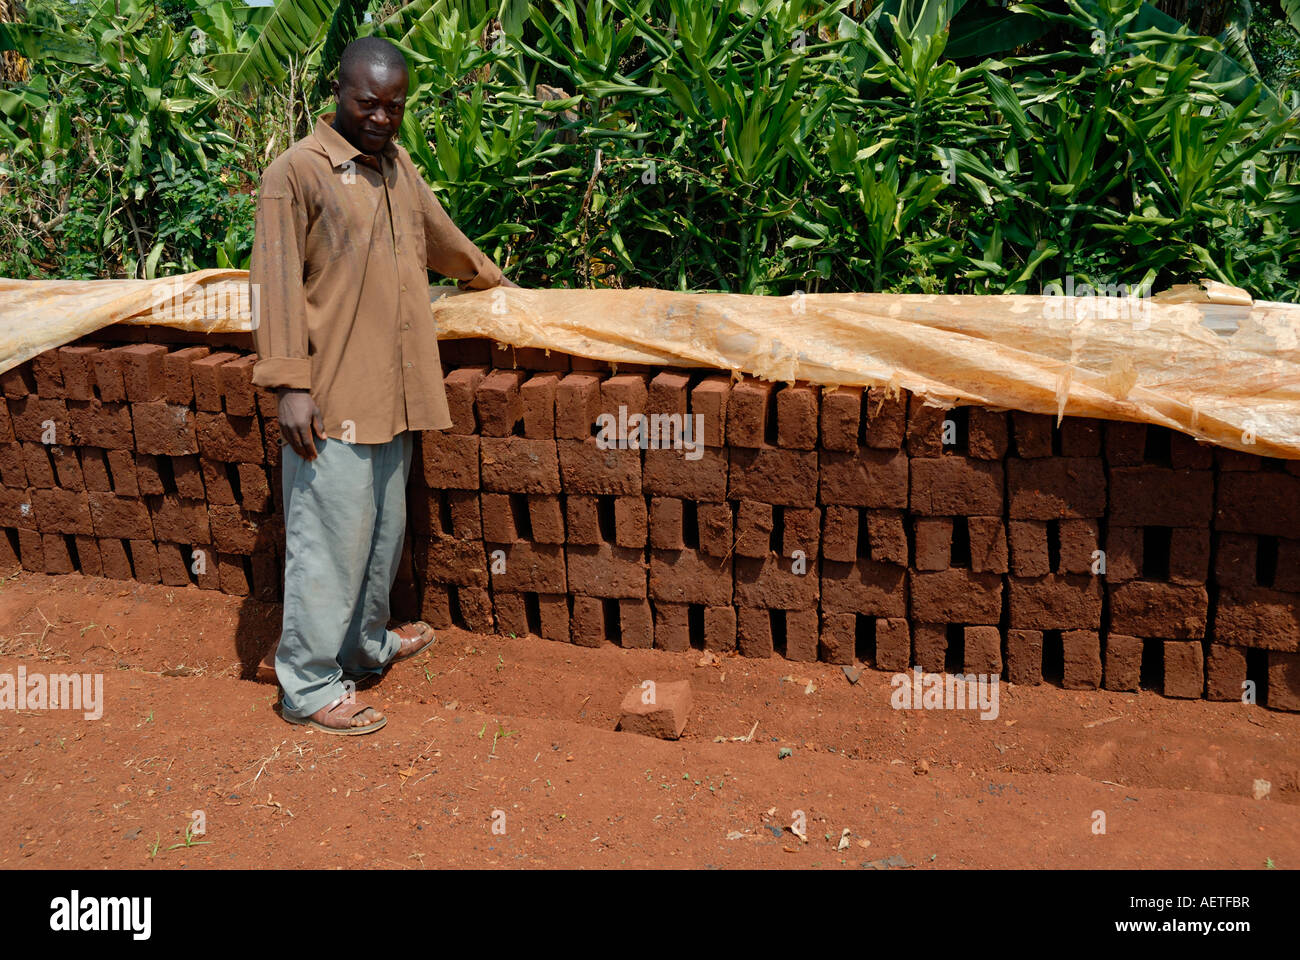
xmin=1 ymin=269 xmax=1297 ymax=458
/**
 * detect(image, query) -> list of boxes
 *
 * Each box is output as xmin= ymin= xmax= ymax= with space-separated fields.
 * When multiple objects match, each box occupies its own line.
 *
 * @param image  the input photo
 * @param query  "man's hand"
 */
xmin=278 ymin=388 xmax=326 ymax=461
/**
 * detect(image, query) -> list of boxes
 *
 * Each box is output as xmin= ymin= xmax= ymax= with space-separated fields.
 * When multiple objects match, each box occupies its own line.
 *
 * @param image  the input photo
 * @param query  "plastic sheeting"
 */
xmin=1 ymin=269 xmax=1297 ymax=458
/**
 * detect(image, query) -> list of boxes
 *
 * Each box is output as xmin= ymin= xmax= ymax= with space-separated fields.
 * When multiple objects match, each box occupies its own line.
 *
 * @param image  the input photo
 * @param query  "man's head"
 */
xmin=331 ymin=37 xmax=410 ymax=156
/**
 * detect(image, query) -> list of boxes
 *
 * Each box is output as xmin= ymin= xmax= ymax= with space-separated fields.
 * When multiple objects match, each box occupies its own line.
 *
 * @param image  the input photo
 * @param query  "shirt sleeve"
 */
xmin=418 ymin=176 xmax=505 ymax=291
xmin=248 ymin=160 xmax=313 ymax=390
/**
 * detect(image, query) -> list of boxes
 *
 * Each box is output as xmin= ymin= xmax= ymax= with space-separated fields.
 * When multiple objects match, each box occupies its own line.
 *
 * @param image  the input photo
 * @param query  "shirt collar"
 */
xmin=314 ymin=112 xmax=399 ymax=169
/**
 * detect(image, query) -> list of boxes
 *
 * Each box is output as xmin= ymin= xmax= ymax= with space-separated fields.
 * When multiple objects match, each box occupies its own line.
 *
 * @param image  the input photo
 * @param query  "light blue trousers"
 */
xmin=276 ymin=431 xmax=414 ymax=719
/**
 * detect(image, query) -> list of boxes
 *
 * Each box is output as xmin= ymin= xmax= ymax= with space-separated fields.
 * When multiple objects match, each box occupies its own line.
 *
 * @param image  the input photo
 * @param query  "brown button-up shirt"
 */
xmin=249 ymin=113 xmax=504 ymax=444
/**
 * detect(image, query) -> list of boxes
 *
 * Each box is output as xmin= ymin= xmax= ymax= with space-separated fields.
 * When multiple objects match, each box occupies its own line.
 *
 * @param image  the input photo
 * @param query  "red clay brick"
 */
xmin=1109 ymin=581 xmax=1207 ymax=638
xmin=911 ymin=623 xmax=947 ymax=671
xmin=614 ymin=496 xmax=647 ymax=548
xmin=649 ymin=548 xmax=731 ymax=606
xmin=190 ymin=352 xmax=239 ymax=412
xmin=31 ymin=488 xmax=93 ymax=535
xmin=964 ymin=625 xmax=1003 ymax=675
xmin=74 ymin=535 xmax=101 ymax=577
xmin=648 ymin=372 xmax=690 ymax=417
xmin=134 ymin=451 xmax=166 ymax=495
xmin=570 ymin=595 xmax=608 ymax=647
xmin=705 ymin=605 xmax=736 ymax=653
xmin=1058 ymin=519 xmax=1100 ymax=573
xmin=1062 ymin=630 xmax=1101 ymax=689
xmin=67 ymin=399 xmax=134 ymax=449
xmin=821 ymin=559 xmax=907 ymax=617
xmin=697 ymin=502 xmax=732 ymax=557
xmin=422 ymin=431 xmax=479 ymax=490
xmin=555 ymin=373 xmax=603 ymax=440
xmin=776 ymin=384 xmax=818 ymax=449
xmin=727 ymin=379 xmax=772 ymax=448
xmin=1059 ymin=417 xmax=1101 ymax=457
xmin=425 ymin=535 xmax=488 ymax=587
xmin=1008 ymin=521 xmax=1048 ymax=577
xmin=49 ymin=445 xmax=83 ymax=491
xmin=538 ymin=594 xmax=569 ymax=642
xmin=157 ymin=541 xmax=192 ymax=587
xmin=820 ymin=387 xmax=862 ymax=453
xmin=8 ymin=396 xmax=70 ymax=445
xmin=643 ymin=446 xmax=727 ymax=500
xmin=196 ymin=412 xmax=263 ymax=463
xmin=737 ymin=606 xmax=772 ymax=658
xmin=98 ymin=537 xmax=132 ymax=580
xmin=17 ymin=527 xmax=42 ymax=571
xmin=875 ymin=618 xmax=910 ymax=671
xmin=477 ymin=369 xmax=527 ymax=436
xmin=868 ymin=510 xmax=908 ymax=566
xmin=967 ymin=516 xmax=1008 ymax=574
xmin=90 ymin=347 xmax=127 ymax=403
xmin=1006 ymin=629 xmax=1043 ymax=685
xmin=1267 ymin=652 xmax=1300 ymax=711
xmin=967 ymin=407 xmax=1008 ymax=460
xmin=22 ymin=443 xmax=54 ymax=488
xmin=784 ymin=608 xmax=819 ymax=662
xmin=618 ymin=597 xmax=654 ymax=649
xmin=1013 ymin=412 xmax=1054 ymax=458
xmin=162 ymin=346 xmax=210 ymax=405
xmin=117 ymin=344 xmax=168 ymax=402
xmin=653 ymin=601 xmax=689 ymax=652
xmin=906 ymin=395 xmax=945 ymax=457
xmin=566 ymin=542 xmax=644 ymax=598
xmin=819 ymin=446 xmax=907 ymax=508
xmin=1008 ymin=574 xmax=1103 ymax=630
xmin=1213 ymin=586 xmax=1300 ymax=651
xmin=1108 ymin=466 xmax=1213 ymax=528
xmin=216 ymin=552 xmax=247 ymax=594
xmin=914 ymin=518 xmax=952 ymax=571
xmin=690 ymin=377 xmax=730 ymax=447
xmin=237 ymin=463 xmax=271 ymax=512
xmin=41 ymin=533 xmax=74 ymax=574
xmin=734 ymin=499 xmax=773 ymax=559
xmin=529 ymin=494 xmax=565 ymax=544
xmin=564 ymin=495 xmax=601 ymax=545
xmin=556 ymin=437 xmax=637 ymax=495
xmin=601 ymin=374 xmax=648 ymax=423
xmin=818 ymin=611 xmax=855 ymax=664
xmin=481 ymin=436 xmax=562 ymax=494
xmin=1163 ymin=640 xmax=1204 ymax=698
xmin=219 ymin=354 xmax=259 ymax=416
xmin=57 ymin=345 xmax=100 ymax=401
xmin=821 ymin=505 xmax=857 ymax=563
xmin=910 ymin=457 xmax=1004 ymax=516
xmin=911 ymin=569 xmax=1003 ymax=624
xmin=1103 ymin=634 xmax=1143 ymax=692
xmin=521 ymin=373 xmax=559 ymax=439
xmin=1205 ymin=643 xmax=1247 ymax=701
xmin=733 ymin=555 xmax=818 ymax=610
xmin=0 ymin=442 xmax=24 ymax=488
xmin=649 ymin=498 xmax=684 ymax=550
xmin=1007 ymin=457 xmax=1106 ymax=519
xmin=1215 ymin=472 xmax=1300 ymax=539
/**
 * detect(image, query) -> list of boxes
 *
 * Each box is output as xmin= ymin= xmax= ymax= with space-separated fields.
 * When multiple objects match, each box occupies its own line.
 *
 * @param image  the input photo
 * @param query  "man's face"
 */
xmin=332 ymin=61 xmax=409 ymax=155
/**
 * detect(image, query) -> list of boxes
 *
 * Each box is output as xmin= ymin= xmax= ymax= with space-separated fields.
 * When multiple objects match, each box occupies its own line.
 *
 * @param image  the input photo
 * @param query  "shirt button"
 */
xmin=403 ymin=323 xmax=410 ymax=330
xmin=401 ymin=285 xmax=407 ymax=292
xmin=406 ymin=361 xmax=413 ymax=368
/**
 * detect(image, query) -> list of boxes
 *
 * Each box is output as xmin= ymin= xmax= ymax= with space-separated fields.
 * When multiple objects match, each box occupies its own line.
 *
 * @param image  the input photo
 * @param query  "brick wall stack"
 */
xmin=1 ymin=333 xmax=1297 ymax=711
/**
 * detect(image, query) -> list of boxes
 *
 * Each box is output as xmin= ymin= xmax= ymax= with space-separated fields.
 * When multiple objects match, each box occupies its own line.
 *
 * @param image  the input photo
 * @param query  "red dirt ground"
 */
xmin=0 ymin=566 xmax=1296 ymax=869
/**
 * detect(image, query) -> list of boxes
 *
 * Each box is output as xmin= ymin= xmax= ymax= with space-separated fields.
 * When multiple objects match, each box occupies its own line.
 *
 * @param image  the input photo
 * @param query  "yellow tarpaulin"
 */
xmin=1 ymin=269 xmax=1297 ymax=458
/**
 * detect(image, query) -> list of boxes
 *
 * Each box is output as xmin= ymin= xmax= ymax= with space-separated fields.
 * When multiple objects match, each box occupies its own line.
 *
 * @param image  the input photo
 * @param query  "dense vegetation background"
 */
xmin=1 ymin=0 xmax=1297 ymax=300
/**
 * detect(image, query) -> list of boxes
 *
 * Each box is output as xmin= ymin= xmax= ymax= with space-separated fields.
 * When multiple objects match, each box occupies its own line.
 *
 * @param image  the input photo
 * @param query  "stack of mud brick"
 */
xmin=0 ymin=340 xmax=284 ymax=600
xmin=3 ymin=334 xmax=1298 ymax=712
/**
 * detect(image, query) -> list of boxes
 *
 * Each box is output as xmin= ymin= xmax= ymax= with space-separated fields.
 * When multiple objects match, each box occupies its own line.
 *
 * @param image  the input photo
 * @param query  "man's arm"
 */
xmin=248 ymin=163 xmax=326 ymax=460
xmin=417 ymin=177 xmax=516 ymax=289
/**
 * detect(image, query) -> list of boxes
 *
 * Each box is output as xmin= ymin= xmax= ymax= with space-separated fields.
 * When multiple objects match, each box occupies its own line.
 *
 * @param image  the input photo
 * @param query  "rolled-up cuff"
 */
xmin=251 ymin=356 xmax=312 ymax=390
xmin=457 ymin=260 xmax=505 ymax=291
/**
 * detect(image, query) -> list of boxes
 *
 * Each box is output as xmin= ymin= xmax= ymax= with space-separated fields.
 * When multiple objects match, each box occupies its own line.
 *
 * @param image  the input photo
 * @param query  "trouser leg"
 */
xmin=275 ymin=436 xmax=376 ymax=719
xmin=339 ymin=430 xmax=415 ymax=677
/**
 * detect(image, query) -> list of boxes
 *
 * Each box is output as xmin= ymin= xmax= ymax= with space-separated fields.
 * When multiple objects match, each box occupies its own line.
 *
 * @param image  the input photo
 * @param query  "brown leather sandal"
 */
xmin=284 ymin=696 xmax=387 ymax=735
xmin=390 ymin=620 xmax=437 ymax=662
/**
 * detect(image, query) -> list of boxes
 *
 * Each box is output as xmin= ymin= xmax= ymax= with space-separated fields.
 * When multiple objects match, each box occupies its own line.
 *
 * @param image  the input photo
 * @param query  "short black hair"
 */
xmin=337 ymin=37 xmax=409 ymax=89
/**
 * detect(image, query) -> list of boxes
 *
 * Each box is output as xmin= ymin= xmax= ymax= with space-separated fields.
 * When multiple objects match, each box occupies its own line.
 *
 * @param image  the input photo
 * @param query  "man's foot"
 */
xmin=283 ymin=696 xmax=387 ymax=735
xmin=390 ymin=621 xmax=437 ymax=662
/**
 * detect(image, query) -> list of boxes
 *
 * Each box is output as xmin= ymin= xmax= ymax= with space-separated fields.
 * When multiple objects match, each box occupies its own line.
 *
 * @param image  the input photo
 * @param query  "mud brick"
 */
xmin=868 ymin=510 xmax=908 ymax=565
xmin=1168 ymin=527 xmax=1210 ymax=584
xmin=912 ymin=569 xmax=1002 ymax=624
xmin=821 ymin=559 xmax=907 ymax=617
xmin=1213 ymin=586 xmax=1300 ymax=651
xmin=776 ymin=384 xmax=819 ymax=449
xmin=1216 ymin=447 xmax=1263 ymax=471
xmin=783 ymin=507 xmax=820 ymax=561
xmin=734 ymin=555 xmax=818 ymax=610
xmin=1013 ymin=412 xmax=1054 ymax=458
xmin=48 ymin=445 xmax=83 ymax=491
xmin=643 ymin=446 xmax=727 ymax=500
xmin=1007 ymin=457 xmax=1105 ymax=519
xmin=727 ymin=379 xmax=772 ymax=448
xmin=690 ymin=376 xmax=730 ymax=447
xmin=613 ymin=496 xmax=647 ymax=548
xmin=1103 ymin=634 xmax=1145 ymax=692
xmin=818 ymin=612 xmax=855 ymax=664
xmin=1103 ymin=525 xmax=1141 ymax=581
xmin=565 ymin=495 xmax=601 ymax=545
xmin=0 ymin=442 xmax=24 ymax=488
xmin=116 ymin=343 xmax=167 ymax=402
xmin=444 ymin=490 xmax=478 ymax=539
xmin=16 ymin=527 xmax=42 ymax=571
xmin=494 ymin=592 xmax=529 ymax=637
xmin=1267 ymin=652 xmax=1300 ymax=711
xmin=56 ymin=345 xmax=100 ymax=401
xmin=1108 ymin=467 xmax=1212 ymax=528
xmin=476 ymin=369 xmax=527 ymax=436
xmin=653 ymin=601 xmax=690 ymax=652
xmin=87 ymin=492 xmax=153 ymax=540
xmin=107 ymin=449 xmax=140 ymax=497
xmin=156 ymin=541 xmax=192 ymax=587
xmin=649 ymin=498 xmax=684 ymax=550
xmin=0 ymin=485 xmax=29 ymax=528
xmin=196 ymin=412 xmax=263 ymax=463
xmin=31 ymin=488 xmax=93 ymax=535
xmin=566 ymin=542 xmax=642 ymax=598
xmin=615 ymin=597 xmax=653 ymax=649
xmin=873 ymin=618 xmax=909 ymax=671
xmin=199 ymin=458 xmax=233 ymax=505
xmin=75 ymin=448 xmax=108 ymax=493
xmin=214 ymin=552 xmax=247 ymax=594
xmin=426 ymin=535 xmax=487 ymax=587
xmin=208 ymin=503 xmax=263 ymax=554
xmin=485 ymin=539 xmax=566 ymax=594
xmin=725 ymin=446 xmax=815 ymax=508
xmin=481 ymin=493 xmax=519 ymax=543
xmin=160 ymin=345 xmax=210 ymax=405
xmin=441 ymin=367 xmax=486 ymax=434
xmin=215 ymin=354 xmax=257 ymax=416
xmin=963 ymin=625 xmax=1003 ymax=675
xmin=422 ymin=431 xmax=479 ymax=490
xmin=1277 ymin=540 xmax=1300 ymax=593
xmin=1057 ymin=417 xmax=1101 ymax=457
xmin=1216 ymin=473 xmax=1300 ymax=539
xmin=255 ymin=387 xmax=279 ymax=421
xmin=528 ymin=494 xmax=565 ymax=544
xmin=169 ymin=455 xmax=203 ymax=501
xmin=1161 ymin=640 xmax=1204 ymax=699
xmin=914 ymin=518 xmax=953 ymax=571
xmin=1103 ymin=421 xmax=1146 ymax=466
xmin=735 ymin=500 xmax=773 ymax=558
xmin=1006 ymin=629 xmax=1042 ymax=685
xmin=134 ymin=454 xmax=165 ymax=496
xmin=967 ymin=516 xmax=1008 ymax=574
xmin=519 ymin=373 xmax=559 ymax=439
xmin=821 ymin=505 xmax=857 ymax=562
xmin=235 ymin=463 xmax=270 ymax=512
xmin=910 ymin=456 xmax=1004 ymax=517
xmin=40 ymin=533 xmax=73 ymax=574
xmin=697 ymin=502 xmax=732 ymax=557
xmin=1109 ymin=581 xmax=1208 ymax=638
xmin=263 ymin=419 xmax=281 ymax=467
xmin=1169 ymin=432 xmax=1213 ymax=470
xmin=96 ymin=537 xmax=130 ymax=579
xmin=967 ymin=407 xmax=1008 ymax=460
xmin=601 ymin=374 xmax=648 ymax=423
xmin=737 ymin=607 xmax=772 ymax=658
xmin=815 ymin=448 xmax=900 ymax=514
xmin=0 ymin=399 xmax=11 ymax=444
xmin=127 ymin=539 xmax=161 ymax=583
xmin=20 ymin=443 xmax=53 ymax=489
xmin=66 ymin=399 xmax=132 ymax=449
xmin=1062 ymin=630 xmax=1101 ymax=690
xmin=421 ymin=583 xmax=453 ymax=628
xmin=1058 ymin=519 xmax=1099 ymax=574
xmin=193 ymin=546 xmax=224 ymax=590
xmin=1008 ymin=521 xmax=1048 ymax=577
xmin=819 ymin=387 xmax=862 ymax=453
xmin=190 ymin=352 xmax=238 ymax=412
xmin=911 ymin=623 xmax=947 ymax=672
xmin=646 ymin=372 xmax=689 ymax=419
xmin=88 ymin=347 xmax=127 ymax=403
xmin=481 ymin=436 xmax=561 ymax=494
xmin=9 ymin=396 xmax=70 ymax=445
xmin=29 ymin=350 xmax=64 ymax=398
xmin=783 ymin=608 xmax=818 ymax=662
xmin=71 ymin=534 xmax=100 ymax=576
xmin=1008 ymin=574 xmax=1102 ymax=630
xmin=1205 ymin=644 xmax=1247 ymax=701
xmin=570 ymin=595 xmax=607 ymax=647
xmin=533 ymin=594 xmax=567 ymax=641
xmin=907 ymin=396 xmax=946 ymax=457
xmin=131 ymin=401 xmax=198 ymax=456
xmin=649 ymin=548 xmax=732 ymax=606
xmin=555 ymin=372 xmax=603 ymax=440
xmin=555 ymin=437 xmax=635 ymax=495
xmin=456 ymin=586 xmax=495 ymax=633
xmin=701 ymin=605 xmax=734 ymax=653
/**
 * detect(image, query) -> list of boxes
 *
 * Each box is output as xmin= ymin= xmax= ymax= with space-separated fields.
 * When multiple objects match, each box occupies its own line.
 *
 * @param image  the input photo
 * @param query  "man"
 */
xmin=249 ymin=36 xmax=516 ymax=735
